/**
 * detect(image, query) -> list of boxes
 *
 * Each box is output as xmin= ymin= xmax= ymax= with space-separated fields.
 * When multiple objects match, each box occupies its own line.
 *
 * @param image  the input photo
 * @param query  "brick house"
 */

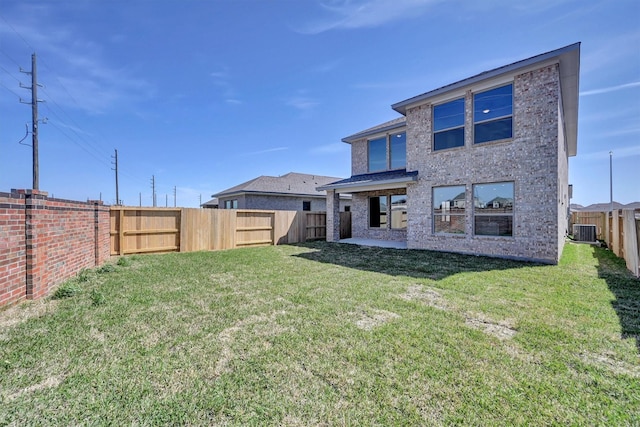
xmin=211 ymin=172 xmax=351 ymax=212
xmin=319 ymin=43 xmax=580 ymax=264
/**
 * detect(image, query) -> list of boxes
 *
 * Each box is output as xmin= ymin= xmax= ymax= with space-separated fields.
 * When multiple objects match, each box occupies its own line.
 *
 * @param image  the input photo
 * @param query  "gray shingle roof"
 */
xmin=212 ymin=172 xmax=345 ymax=198
xmin=317 ymin=169 xmax=418 ymax=192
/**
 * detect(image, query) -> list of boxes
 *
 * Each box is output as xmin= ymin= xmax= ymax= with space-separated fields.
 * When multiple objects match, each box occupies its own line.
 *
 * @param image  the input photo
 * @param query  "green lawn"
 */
xmin=1 ymin=241 xmax=638 ymax=425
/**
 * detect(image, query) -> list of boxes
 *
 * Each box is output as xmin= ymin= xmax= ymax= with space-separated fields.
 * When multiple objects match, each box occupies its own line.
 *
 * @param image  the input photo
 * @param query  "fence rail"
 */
xmin=110 ymin=207 xmax=344 ymax=255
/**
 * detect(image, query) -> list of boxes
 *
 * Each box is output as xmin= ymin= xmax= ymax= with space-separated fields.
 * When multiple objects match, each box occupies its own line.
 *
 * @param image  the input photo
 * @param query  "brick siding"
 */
xmin=0 ymin=190 xmax=110 ymax=306
xmin=337 ymin=63 xmax=567 ymax=263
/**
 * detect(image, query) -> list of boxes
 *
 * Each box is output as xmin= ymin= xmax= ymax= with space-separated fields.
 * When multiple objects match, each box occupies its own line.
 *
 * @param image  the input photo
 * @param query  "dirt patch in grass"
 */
xmin=5 ymin=374 xmax=65 ymax=402
xmin=0 ymin=300 xmax=59 ymax=335
xmin=465 ymin=314 xmax=517 ymax=340
xmin=579 ymin=352 xmax=640 ymax=378
xmin=213 ymin=310 xmax=289 ymax=378
xmin=353 ymin=308 xmax=400 ymax=331
xmin=399 ymin=285 xmax=449 ymax=311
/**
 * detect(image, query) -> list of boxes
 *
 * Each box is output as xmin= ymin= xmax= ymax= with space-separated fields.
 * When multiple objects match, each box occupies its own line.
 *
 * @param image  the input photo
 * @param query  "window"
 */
xmin=369 ymin=196 xmax=387 ymax=228
xmin=474 ymin=84 xmax=513 ymax=144
xmin=433 ymin=98 xmax=465 ymax=151
xmin=390 ymin=195 xmax=407 ymax=229
xmin=390 ymin=132 xmax=407 ymax=169
xmin=368 ymin=132 xmax=406 ymax=172
xmin=433 ymin=186 xmax=466 ymax=234
xmin=224 ymin=199 xmax=238 ymax=209
xmin=344 ymin=205 xmax=351 ymax=212
xmin=302 ymin=201 xmax=311 ymax=211
xmin=368 ymin=136 xmax=387 ymax=172
xmin=473 ymin=182 xmax=514 ymax=236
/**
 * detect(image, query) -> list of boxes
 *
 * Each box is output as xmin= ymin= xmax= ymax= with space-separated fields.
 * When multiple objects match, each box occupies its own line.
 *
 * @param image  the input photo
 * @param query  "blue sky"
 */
xmin=0 ymin=0 xmax=638 ymax=207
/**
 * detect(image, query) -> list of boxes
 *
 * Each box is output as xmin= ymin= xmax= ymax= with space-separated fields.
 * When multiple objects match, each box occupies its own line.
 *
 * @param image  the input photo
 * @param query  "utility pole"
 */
xmin=165 ymin=194 xmax=168 ymax=207
xmin=173 ymin=186 xmax=177 ymax=207
xmin=20 ymin=53 xmax=43 ymax=190
xmin=609 ymin=151 xmax=613 ymax=215
xmin=112 ymin=149 xmax=119 ymax=205
xmin=139 ymin=192 xmax=142 ymax=207
xmin=151 ymin=175 xmax=156 ymax=207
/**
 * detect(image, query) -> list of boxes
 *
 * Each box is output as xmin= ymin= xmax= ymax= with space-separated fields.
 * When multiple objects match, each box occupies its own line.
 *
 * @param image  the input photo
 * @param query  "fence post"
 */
xmin=21 ymin=189 xmax=49 ymax=299
xmin=118 ymin=208 xmax=125 ymax=255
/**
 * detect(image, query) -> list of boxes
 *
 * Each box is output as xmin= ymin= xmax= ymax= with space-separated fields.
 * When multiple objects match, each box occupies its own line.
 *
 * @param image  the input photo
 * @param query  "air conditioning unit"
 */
xmin=573 ymin=224 xmax=597 ymax=242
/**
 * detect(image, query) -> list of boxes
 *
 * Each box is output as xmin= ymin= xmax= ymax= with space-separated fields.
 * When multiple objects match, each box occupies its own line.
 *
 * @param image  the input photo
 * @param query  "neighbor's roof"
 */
xmin=317 ymin=169 xmax=418 ymax=193
xmin=343 ymin=43 xmax=580 ymax=156
xmin=212 ymin=172 xmax=347 ymax=198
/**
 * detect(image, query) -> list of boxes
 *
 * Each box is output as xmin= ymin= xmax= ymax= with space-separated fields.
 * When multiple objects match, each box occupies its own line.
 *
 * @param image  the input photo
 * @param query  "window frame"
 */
xmin=367 ymin=131 xmax=406 ymax=172
xmin=369 ymin=194 xmax=407 ymax=230
xmin=433 ymin=97 xmax=465 ymax=151
xmin=432 ymin=185 xmax=466 ymax=234
xmin=368 ymin=196 xmax=387 ymax=229
xmin=473 ymin=83 xmax=513 ymax=145
xmin=472 ymin=181 xmax=514 ymax=237
xmin=390 ymin=194 xmax=407 ymax=230
xmin=302 ymin=201 xmax=311 ymax=211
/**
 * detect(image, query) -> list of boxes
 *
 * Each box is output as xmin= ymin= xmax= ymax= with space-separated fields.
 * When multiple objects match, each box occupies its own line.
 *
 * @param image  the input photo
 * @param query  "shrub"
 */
xmin=51 ymin=282 xmax=82 ymax=300
xmin=90 ymin=289 xmax=106 ymax=306
xmin=97 ymin=264 xmax=116 ymax=274
xmin=77 ymin=268 xmax=91 ymax=283
xmin=117 ymin=257 xmax=132 ymax=267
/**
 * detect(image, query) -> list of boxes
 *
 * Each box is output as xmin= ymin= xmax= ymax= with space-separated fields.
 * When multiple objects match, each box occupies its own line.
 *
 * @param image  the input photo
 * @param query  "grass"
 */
xmin=0 ymin=242 xmax=638 ymax=425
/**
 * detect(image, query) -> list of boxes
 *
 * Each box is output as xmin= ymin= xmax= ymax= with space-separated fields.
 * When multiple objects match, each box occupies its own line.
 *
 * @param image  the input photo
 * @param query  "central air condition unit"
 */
xmin=573 ymin=224 xmax=597 ymax=242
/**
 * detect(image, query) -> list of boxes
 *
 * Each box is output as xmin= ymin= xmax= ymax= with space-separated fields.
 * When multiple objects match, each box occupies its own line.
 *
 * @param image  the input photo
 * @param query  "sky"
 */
xmin=0 ymin=0 xmax=638 ymax=208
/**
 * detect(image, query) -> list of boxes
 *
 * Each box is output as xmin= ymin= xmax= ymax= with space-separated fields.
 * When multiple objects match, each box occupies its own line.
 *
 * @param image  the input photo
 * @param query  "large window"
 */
xmin=433 ymin=98 xmax=465 ymax=151
xmin=433 ymin=186 xmax=466 ymax=234
xmin=368 ymin=136 xmax=387 ymax=172
xmin=390 ymin=195 xmax=407 ymax=229
xmin=390 ymin=132 xmax=407 ymax=169
xmin=474 ymin=84 xmax=513 ymax=144
xmin=369 ymin=196 xmax=387 ymax=228
xmin=473 ymin=182 xmax=514 ymax=236
xmin=368 ymin=132 xmax=406 ymax=172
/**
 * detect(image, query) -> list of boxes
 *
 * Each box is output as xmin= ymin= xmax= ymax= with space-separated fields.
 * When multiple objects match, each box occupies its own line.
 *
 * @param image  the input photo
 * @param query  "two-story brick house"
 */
xmin=319 ymin=43 xmax=580 ymax=264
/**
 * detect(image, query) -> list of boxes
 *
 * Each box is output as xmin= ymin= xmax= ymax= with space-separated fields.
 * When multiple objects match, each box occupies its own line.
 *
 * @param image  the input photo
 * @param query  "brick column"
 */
xmin=20 ymin=189 xmax=49 ymax=299
xmin=326 ymin=190 xmax=341 ymax=242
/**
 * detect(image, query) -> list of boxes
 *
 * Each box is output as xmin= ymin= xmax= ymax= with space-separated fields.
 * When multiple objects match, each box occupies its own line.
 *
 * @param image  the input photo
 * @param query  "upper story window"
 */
xmin=433 ymin=98 xmax=465 ymax=151
xmin=368 ymin=136 xmax=387 ymax=172
xmin=474 ymin=84 xmax=513 ymax=144
xmin=368 ymin=132 xmax=406 ymax=172
xmin=224 ymin=199 xmax=238 ymax=209
xmin=302 ymin=201 xmax=311 ymax=211
xmin=390 ymin=132 xmax=406 ymax=169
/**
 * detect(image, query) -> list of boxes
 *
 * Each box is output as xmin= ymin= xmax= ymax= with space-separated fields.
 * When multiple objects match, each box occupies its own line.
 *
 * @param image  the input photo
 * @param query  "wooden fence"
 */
xmin=570 ymin=211 xmax=607 ymax=240
xmin=571 ymin=209 xmax=640 ymax=278
xmin=110 ymin=207 xmax=343 ymax=256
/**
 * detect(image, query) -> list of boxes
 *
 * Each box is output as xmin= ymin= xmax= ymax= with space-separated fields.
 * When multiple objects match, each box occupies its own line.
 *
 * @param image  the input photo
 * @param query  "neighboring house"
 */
xmin=211 ymin=172 xmax=351 ymax=212
xmin=201 ymin=198 xmax=219 ymax=209
xmin=319 ymin=43 xmax=580 ymax=264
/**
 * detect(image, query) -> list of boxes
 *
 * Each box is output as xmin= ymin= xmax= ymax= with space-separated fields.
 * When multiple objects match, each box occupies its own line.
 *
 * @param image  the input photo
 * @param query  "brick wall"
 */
xmin=0 ymin=193 xmax=26 ymax=306
xmin=405 ymin=64 xmax=563 ymax=263
xmin=0 ymin=189 xmax=110 ymax=306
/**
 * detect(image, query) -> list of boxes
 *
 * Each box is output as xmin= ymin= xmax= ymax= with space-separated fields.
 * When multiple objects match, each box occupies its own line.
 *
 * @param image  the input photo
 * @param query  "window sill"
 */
xmin=473 ymin=137 xmax=513 ymax=147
